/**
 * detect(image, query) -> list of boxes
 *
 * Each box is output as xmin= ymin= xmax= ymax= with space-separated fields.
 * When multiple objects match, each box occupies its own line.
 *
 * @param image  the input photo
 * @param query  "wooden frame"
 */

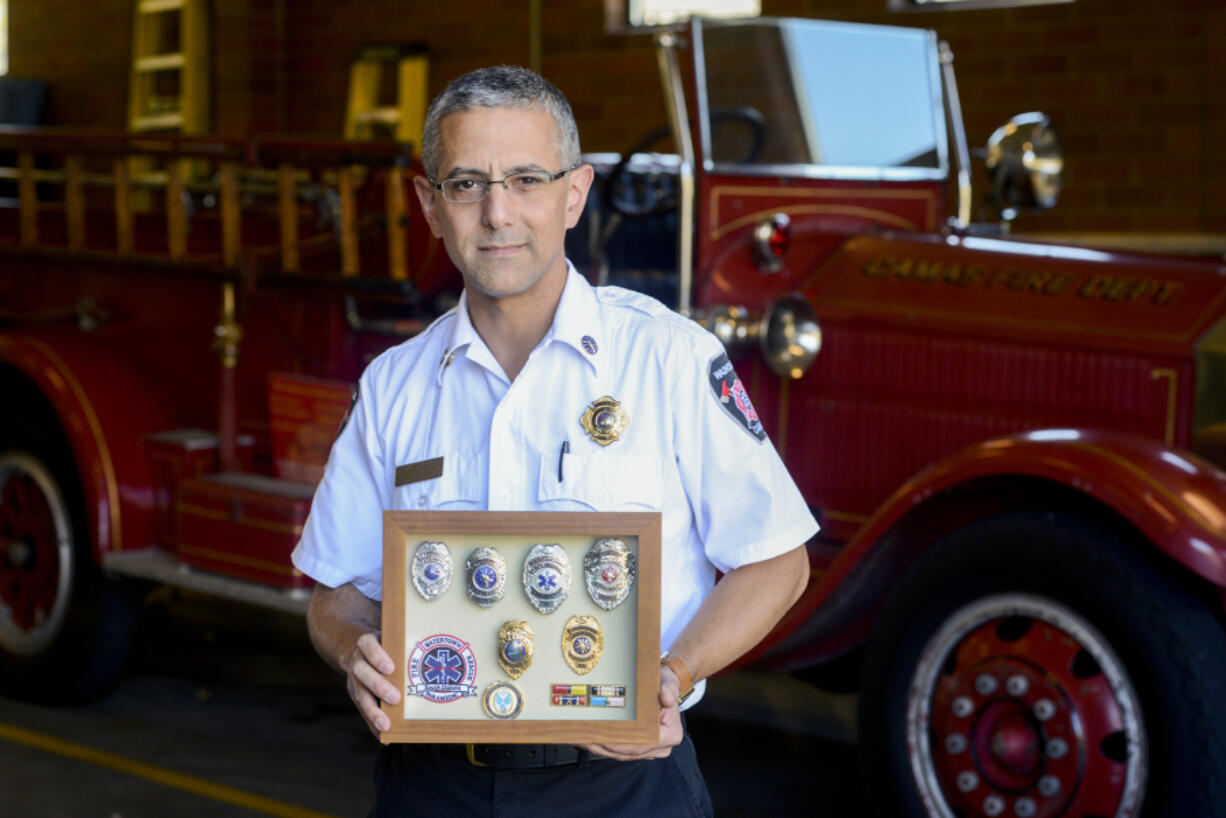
xmin=381 ymin=511 xmax=661 ymax=744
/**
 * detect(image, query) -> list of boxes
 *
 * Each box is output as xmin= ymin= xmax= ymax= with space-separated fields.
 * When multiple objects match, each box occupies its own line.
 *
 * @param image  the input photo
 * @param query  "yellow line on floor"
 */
xmin=0 ymin=721 xmax=341 ymax=818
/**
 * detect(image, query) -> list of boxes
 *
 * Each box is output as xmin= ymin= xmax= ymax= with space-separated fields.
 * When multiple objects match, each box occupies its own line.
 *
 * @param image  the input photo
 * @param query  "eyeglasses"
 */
xmin=432 ymin=165 xmax=579 ymax=203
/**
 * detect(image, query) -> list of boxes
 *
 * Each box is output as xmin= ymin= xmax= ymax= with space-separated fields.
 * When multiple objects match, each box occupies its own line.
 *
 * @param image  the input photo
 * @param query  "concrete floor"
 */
xmin=0 ymin=590 xmax=867 ymax=817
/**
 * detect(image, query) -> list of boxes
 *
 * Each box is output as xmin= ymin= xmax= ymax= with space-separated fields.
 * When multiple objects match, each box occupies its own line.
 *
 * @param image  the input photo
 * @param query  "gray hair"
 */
xmin=420 ymin=65 xmax=581 ymax=179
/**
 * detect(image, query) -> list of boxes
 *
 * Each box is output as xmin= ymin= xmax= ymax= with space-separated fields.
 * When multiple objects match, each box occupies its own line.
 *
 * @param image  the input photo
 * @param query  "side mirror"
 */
xmin=982 ymin=112 xmax=1063 ymax=221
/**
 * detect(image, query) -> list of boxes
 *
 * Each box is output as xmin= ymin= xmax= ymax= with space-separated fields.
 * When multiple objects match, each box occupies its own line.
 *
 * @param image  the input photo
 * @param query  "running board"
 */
xmin=103 ymin=548 xmax=312 ymax=615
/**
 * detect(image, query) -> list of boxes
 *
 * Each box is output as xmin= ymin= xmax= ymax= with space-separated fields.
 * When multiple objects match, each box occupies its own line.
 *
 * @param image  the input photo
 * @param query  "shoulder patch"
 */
xmin=708 ymin=353 xmax=766 ymax=442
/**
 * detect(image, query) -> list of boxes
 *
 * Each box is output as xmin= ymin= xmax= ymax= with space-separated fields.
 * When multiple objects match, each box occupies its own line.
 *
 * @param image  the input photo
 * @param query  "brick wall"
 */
xmin=8 ymin=0 xmax=1223 ymax=232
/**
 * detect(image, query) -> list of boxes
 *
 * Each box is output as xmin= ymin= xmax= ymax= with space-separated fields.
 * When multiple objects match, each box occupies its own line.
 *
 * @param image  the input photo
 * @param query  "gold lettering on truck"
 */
xmin=862 ymin=257 xmax=1183 ymax=307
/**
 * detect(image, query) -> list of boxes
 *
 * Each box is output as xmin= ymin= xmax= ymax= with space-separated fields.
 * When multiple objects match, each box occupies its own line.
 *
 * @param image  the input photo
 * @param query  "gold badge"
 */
xmin=580 ymin=396 xmax=629 ymax=446
xmin=497 ymin=619 xmax=534 ymax=680
xmin=562 ymin=614 xmax=604 ymax=675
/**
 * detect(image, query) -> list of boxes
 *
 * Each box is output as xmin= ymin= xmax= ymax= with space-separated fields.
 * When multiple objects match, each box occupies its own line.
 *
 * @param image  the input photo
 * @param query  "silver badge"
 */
xmin=411 ymin=541 xmax=453 ymax=601
xmin=583 ymin=538 xmax=636 ymax=610
xmin=522 ymin=543 xmax=572 ymax=614
xmin=465 ymin=547 xmax=506 ymax=607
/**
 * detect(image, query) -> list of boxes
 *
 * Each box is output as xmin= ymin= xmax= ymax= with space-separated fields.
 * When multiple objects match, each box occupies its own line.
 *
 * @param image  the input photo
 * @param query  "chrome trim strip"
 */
xmin=693 ymin=17 xmax=711 ymax=182
xmin=940 ymin=40 xmax=972 ymax=228
xmin=657 ymin=29 xmax=695 ymax=315
xmin=706 ymin=162 xmax=947 ymax=182
xmin=923 ymin=29 xmax=953 ymax=176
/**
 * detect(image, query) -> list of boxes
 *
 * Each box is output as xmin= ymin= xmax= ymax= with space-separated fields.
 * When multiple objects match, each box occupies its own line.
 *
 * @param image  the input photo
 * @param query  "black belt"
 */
xmin=447 ymin=743 xmax=587 ymax=769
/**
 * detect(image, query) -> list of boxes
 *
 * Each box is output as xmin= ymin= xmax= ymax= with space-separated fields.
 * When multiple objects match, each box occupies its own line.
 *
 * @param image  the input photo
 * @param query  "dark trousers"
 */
xmin=370 ymin=735 xmax=714 ymax=818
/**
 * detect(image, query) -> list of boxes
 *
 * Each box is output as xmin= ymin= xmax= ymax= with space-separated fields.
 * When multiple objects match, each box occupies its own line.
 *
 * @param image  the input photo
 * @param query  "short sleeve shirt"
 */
xmin=292 ymin=265 xmax=818 ymax=659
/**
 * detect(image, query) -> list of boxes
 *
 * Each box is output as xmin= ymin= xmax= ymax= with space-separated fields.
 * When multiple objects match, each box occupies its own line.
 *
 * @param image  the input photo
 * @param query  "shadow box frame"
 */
xmin=380 ymin=510 xmax=661 ymax=744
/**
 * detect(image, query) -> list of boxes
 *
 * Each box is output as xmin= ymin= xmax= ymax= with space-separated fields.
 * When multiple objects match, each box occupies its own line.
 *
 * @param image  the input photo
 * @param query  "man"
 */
xmin=292 ymin=65 xmax=816 ymax=817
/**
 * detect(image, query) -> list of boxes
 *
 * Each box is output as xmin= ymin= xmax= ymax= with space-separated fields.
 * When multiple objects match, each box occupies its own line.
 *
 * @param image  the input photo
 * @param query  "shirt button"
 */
xmin=500 ymin=491 xmax=511 ymax=502
xmin=417 ymin=495 xmax=428 ymax=508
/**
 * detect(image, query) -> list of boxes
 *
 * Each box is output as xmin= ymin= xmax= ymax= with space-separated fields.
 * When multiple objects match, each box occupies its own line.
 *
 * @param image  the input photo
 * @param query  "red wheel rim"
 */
xmin=0 ymin=454 xmax=74 ymax=656
xmin=907 ymin=594 xmax=1146 ymax=818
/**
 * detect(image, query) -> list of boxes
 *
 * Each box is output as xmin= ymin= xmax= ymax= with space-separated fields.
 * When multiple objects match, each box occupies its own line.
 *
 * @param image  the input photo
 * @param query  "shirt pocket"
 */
xmin=537 ymin=452 xmax=666 ymax=511
xmin=394 ymin=452 xmax=484 ymax=510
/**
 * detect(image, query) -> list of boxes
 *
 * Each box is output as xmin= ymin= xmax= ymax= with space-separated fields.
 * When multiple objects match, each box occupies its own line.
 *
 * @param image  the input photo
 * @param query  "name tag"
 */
xmin=395 ymin=457 xmax=444 ymax=487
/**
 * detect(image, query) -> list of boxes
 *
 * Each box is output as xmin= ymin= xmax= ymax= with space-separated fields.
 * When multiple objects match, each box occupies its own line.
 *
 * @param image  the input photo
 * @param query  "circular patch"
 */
xmin=580 ymin=335 xmax=598 ymax=355
xmin=407 ymin=634 xmax=478 ymax=703
xmin=482 ymin=681 xmax=524 ymax=720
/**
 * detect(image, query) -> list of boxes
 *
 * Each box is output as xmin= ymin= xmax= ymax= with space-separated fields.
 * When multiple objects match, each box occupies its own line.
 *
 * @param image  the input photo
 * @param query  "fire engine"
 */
xmin=1 ymin=15 xmax=1223 ymax=818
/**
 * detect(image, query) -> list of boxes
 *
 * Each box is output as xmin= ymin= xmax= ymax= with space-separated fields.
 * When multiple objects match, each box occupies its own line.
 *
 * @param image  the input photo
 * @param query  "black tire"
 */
xmin=858 ymin=511 xmax=1226 ymax=818
xmin=0 ymin=413 xmax=142 ymax=703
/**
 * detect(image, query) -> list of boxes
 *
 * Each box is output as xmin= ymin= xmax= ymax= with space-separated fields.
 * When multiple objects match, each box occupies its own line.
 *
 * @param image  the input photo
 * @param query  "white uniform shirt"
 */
xmin=292 ymin=265 xmax=818 ymax=701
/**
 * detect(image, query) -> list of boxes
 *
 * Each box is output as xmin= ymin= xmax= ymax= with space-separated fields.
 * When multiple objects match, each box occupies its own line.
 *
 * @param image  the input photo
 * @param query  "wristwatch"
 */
xmin=660 ymin=651 xmax=695 ymax=705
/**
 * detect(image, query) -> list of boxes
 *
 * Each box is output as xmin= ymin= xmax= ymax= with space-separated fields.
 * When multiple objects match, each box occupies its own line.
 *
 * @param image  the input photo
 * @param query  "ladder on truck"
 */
xmin=128 ymin=0 xmax=209 ymax=135
xmin=345 ymin=44 xmax=428 ymax=147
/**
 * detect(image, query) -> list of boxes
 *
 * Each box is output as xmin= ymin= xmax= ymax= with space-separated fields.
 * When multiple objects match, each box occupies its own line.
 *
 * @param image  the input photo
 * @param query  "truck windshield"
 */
xmin=697 ymin=18 xmax=947 ymax=177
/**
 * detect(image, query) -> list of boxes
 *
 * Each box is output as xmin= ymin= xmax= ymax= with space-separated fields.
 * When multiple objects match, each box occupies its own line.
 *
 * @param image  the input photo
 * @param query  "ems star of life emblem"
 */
xmin=522 ymin=543 xmax=572 ymax=614
xmin=407 ymin=634 xmax=478 ymax=703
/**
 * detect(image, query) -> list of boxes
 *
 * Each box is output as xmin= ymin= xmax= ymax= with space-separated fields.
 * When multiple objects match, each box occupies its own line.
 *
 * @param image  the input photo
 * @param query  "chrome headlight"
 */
xmin=761 ymin=295 xmax=821 ymax=379
xmin=984 ymin=112 xmax=1063 ymax=219
xmin=699 ymin=295 xmax=821 ymax=380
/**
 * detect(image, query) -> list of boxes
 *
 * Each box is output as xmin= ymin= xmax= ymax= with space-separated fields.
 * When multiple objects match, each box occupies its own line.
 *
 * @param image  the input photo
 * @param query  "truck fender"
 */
xmin=0 ymin=333 xmax=179 ymax=561
xmin=750 ymin=428 xmax=1226 ymax=670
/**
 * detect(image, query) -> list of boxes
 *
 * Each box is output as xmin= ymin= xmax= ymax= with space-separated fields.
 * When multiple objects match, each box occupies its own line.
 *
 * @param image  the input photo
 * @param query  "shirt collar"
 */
xmin=436 ymin=261 xmax=604 ymax=385
xmin=545 ymin=262 xmax=604 ymax=378
xmin=436 ymin=289 xmax=478 ymax=385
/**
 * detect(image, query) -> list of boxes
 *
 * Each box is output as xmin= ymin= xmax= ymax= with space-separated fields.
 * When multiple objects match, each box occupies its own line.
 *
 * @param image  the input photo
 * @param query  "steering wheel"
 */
xmin=602 ymin=106 xmax=767 ymax=218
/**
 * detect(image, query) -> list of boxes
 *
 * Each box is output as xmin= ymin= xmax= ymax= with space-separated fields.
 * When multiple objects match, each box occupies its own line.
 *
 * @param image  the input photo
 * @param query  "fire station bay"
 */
xmin=1 ymin=1 xmax=1224 ymax=817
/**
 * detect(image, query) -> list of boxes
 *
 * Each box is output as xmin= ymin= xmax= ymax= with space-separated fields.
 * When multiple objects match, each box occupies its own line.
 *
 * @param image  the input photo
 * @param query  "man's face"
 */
xmin=414 ymin=106 xmax=593 ymax=303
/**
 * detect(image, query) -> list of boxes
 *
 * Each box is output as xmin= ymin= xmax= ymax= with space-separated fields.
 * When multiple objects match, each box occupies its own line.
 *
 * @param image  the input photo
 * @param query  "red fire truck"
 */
xmin=2 ymin=15 xmax=1223 ymax=818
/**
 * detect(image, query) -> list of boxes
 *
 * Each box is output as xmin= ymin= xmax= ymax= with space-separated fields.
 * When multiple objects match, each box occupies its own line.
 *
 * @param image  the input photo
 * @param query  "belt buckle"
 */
xmin=465 ymin=743 xmax=489 ymax=767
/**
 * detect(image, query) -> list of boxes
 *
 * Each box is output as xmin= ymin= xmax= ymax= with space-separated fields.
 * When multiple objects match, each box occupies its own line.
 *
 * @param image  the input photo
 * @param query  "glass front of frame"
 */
xmin=380 ymin=511 xmax=661 ymax=744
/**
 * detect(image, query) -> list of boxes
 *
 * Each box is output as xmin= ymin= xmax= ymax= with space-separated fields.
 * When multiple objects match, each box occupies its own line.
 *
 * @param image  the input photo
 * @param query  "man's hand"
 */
xmin=580 ymin=664 xmax=685 ymax=761
xmin=306 ymin=583 xmax=400 ymax=737
xmin=342 ymin=631 xmax=402 ymax=736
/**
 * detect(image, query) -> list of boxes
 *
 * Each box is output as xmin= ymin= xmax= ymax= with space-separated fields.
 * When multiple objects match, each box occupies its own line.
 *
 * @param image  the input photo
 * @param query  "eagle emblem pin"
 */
xmin=481 ymin=681 xmax=524 ymax=720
